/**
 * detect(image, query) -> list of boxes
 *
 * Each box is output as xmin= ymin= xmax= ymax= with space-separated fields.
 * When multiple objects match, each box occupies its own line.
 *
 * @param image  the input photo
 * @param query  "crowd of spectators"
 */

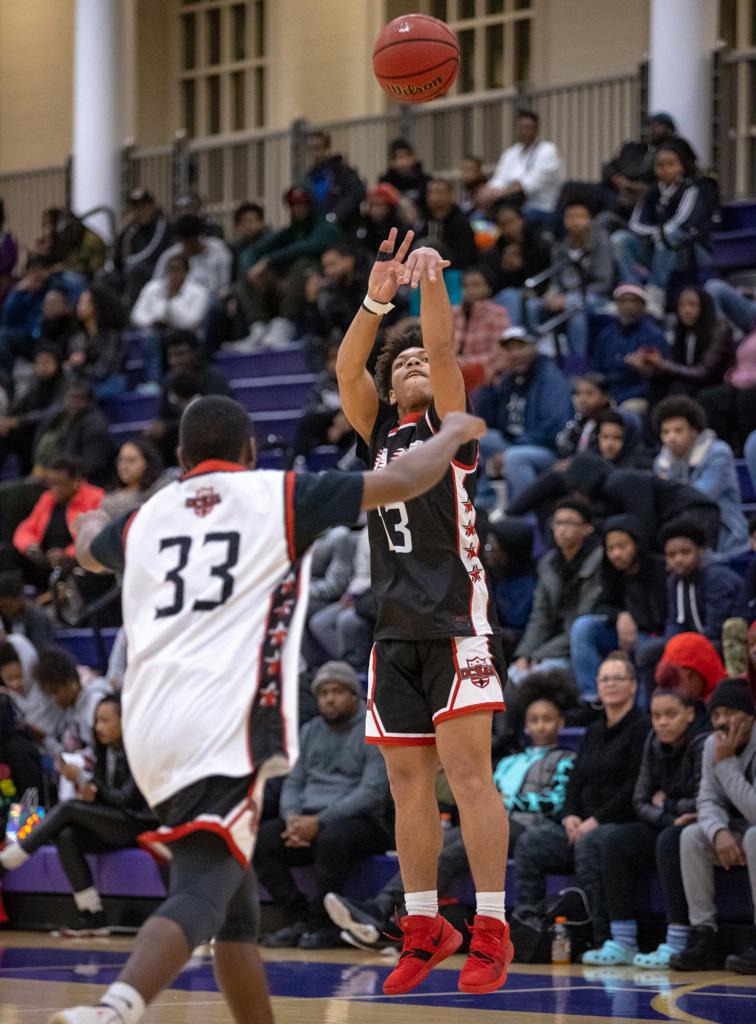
xmin=0 ymin=108 xmax=755 ymax=970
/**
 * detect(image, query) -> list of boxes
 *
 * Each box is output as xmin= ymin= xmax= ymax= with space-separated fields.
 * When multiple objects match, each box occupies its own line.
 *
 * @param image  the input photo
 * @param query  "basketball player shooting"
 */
xmin=50 ymin=393 xmax=485 ymax=1024
xmin=335 ymin=229 xmax=513 ymax=995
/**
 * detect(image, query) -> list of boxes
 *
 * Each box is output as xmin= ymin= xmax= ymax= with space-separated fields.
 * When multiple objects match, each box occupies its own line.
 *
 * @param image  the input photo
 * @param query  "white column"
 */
xmin=649 ymin=0 xmax=718 ymax=165
xmin=72 ymin=0 xmax=121 ymax=241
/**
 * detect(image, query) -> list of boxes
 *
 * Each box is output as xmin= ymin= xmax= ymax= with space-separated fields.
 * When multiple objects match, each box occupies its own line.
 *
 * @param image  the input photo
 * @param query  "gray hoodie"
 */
xmin=280 ymin=704 xmax=389 ymax=827
xmin=696 ymin=721 xmax=756 ymax=844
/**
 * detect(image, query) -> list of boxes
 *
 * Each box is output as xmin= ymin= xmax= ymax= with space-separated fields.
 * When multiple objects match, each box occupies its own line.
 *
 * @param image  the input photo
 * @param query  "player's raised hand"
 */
xmin=367 ymin=227 xmax=414 ymax=304
xmin=440 ymin=411 xmax=487 ymax=445
xmin=399 ymin=245 xmax=451 ymax=288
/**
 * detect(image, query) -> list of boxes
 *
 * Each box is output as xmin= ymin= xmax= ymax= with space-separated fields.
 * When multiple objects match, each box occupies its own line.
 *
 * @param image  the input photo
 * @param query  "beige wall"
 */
xmin=0 ymin=0 xmax=74 ymax=173
xmin=537 ymin=0 xmax=649 ymax=86
xmin=135 ymin=0 xmax=179 ymax=147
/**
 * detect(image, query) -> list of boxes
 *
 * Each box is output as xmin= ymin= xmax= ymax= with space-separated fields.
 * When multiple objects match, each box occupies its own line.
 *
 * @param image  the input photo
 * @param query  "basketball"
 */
xmin=373 ymin=14 xmax=459 ymax=104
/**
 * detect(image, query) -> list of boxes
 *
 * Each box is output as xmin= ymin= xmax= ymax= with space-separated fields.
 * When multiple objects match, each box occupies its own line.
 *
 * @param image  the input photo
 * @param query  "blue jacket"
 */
xmin=654 ymin=430 xmax=749 ymax=556
xmin=664 ymin=558 xmax=742 ymax=642
xmin=591 ymin=315 xmax=670 ymax=403
xmin=475 ymin=355 xmax=573 ymax=451
xmin=629 ymin=177 xmax=714 ymax=249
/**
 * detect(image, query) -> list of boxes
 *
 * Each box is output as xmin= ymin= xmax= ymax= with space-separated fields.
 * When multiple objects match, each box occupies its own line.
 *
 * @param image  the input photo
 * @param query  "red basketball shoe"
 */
xmin=383 ymin=913 xmax=462 ymax=995
xmin=458 ymin=915 xmax=514 ymax=993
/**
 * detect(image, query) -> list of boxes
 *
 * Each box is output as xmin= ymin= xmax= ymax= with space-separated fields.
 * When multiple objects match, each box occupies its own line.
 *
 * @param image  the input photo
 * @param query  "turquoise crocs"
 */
xmin=582 ymin=940 xmax=636 ymax=966
xmin=633 ymin=943 xmax=676 ymax=969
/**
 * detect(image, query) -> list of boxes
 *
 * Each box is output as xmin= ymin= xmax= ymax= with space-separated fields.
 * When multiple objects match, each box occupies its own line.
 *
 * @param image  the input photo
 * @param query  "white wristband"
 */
xmin=362 ymin=294 xmax=395 ymax=316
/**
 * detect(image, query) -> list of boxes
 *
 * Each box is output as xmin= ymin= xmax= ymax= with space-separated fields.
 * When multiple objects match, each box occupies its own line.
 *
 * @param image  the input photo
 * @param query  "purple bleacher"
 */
xmin=231 ymin=374 xmax=315 ymax=413
xmin=737 ymin=460 xmax=756 ymax=503
xmin=215 ymin=345 xmax=309 ymax=379
xmin=53 ymin=627 xmax=119 ymax=665
xmin=307 ymin=445 xmax=341 ymax=471
xmin=711 ymin=201 xmax=756 ymax=273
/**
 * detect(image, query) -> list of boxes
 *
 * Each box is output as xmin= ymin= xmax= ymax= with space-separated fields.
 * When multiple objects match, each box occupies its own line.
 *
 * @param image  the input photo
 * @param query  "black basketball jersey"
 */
xmin=363 ymin=400 xmax=495 ymax=641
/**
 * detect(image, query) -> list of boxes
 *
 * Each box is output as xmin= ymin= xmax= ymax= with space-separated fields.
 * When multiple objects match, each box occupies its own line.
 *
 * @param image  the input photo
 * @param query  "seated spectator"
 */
xmin=304 ymin=526 xmax=357 ymax=665
xmin=34 ymin=647 xmax=111 ymax=754
xmin=152 ymin=215 xmax=232 ymax=296
xmin=670 ymin=678 xmax=756 ymax=973
xmin=111 ymin=189 xmax=170 ymax=306
xmin=308 ymin=527 xmax=372 ymax=672
xmin=482 ymin=109 xmax=563 ymax=227
xmin=627 ymin=287 xmax=735 ymax=399
xmin=0 ymin=679 xmax=44 ymax=810
xmin=482 ymin=519 xmax=536 ymax=662
xmin=68 ymin=285 xmax=127 ymax=400
xmin=291 ymin=337 xmax=354 ymax=465
xmin=324 ymin=669 xmax=579 ymax=949
xmin=34 ymin=207 xmax=106 ymax=282
xmin=453 ymin=266 xmax=509 ymax=389
xmin=302 ymin=244 xmax=369 ymax=363
xmin=514 ymin=653 xmax=650 ymax=947
xmin=612 ymin=140 xmax=714 ymax=309
xmin=590 ymin=285 xmax=669 ymax=408
xmin=583 ymin=686 xmax=709 ymax=967
xmin=698 ymin=328 xmax=756 ymax=457
xmin=11 ymin=457 xmax=104 ymax=590
xmin=509 ymin=497 xmax=603 ymax=685
xmin=305 ymin=130 xmax=366 ymax=234
xmin=0 ymin=256 xmax=53 ymax=380
xmin=526 ymin=200 xmax=613 ymax=358
xmin=661 ymin=519 xmax=741 ymax=644
xmin=476 ymin=327 xmax=573 ymax=506
xmin=32 ymin=380 xmax=115 ymax=486
xmin=0 ymin=636 xmax=62 ymax=751
xmin=570 ymin=514 xmax=667 ymax=698
xmin=352 ymin=183 xmax=407 ymax=257
xmin=131 ymin=254 xmax=210 ymax=386
xmin=254 ymin=662 xmax=391 ymax=949
xmin=142 ymin=330 xmax=232 ymax=465
xmin=0 ymin=343 xmax=68 ymax=476
xmin=599 ymin=111 xmax=677 ymax=228
xmin=458 ymin=155 xmax=489 ymax=220
xmin=481 ymin=199 xmax=551 ymax=326
xmin=38 ymin=287 xmax=77 ymax=353
xmin=236 ymin=187 xmax=341 ymax=334
xmin=229 ymin=201 xmax=269 ymax=279
xmin=556 ymin=373 xmax=613 ymax=459
xmin=594 ymin=409 xmax=649 ymax=468
xmin=653 ymin=396 xmax=748 ymax=556
xmin=705 ymin=278 xmax=756 ymax=336
xmin=509 ymin=451 xmax=722 ymax=551
xmin=0 ymin=198 xmax=18 ymax=308
xmin=417 ymin=179 xmax=478 ymax=271
xmin=379 ymin=138 xmax=431 ymax=211
xmin=0 ymin=695 xmax=155 ymax=937
xmin=100 ymin=439 xmax=164 ymax=520
xmin=0 ymin=570 xmax=53 ymax=650
xmin=654 ymin=632 xmax=726 ymax=702
xmin=722 ymin=517 xmax=756 ymax=684
xmin=173 ymin=191 xmax=225 ymax=240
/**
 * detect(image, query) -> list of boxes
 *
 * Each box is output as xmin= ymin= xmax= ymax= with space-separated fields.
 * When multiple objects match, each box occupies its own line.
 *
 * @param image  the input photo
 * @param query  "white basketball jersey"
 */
xmin=120 ymin=465 xmax=310 ymax=808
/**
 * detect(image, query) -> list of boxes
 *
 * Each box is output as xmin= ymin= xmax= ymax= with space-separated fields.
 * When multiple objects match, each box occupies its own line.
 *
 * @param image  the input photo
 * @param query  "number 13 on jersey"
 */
xmin=378 ymin=502 xmax=413 ymax=553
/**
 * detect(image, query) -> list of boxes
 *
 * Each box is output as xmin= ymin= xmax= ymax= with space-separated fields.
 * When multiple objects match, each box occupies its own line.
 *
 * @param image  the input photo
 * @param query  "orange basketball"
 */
xmin=373 ymin=14 xmax=459 ymax=104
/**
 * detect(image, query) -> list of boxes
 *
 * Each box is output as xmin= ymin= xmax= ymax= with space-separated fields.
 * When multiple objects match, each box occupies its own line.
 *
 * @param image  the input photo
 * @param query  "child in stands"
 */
xmin=582 ymin=687 xmax=710 ymax=967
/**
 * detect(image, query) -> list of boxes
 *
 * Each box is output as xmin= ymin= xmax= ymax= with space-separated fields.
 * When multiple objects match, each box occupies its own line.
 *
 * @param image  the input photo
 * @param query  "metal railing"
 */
xmin=1 ymin=57 xmax=753 ymax=252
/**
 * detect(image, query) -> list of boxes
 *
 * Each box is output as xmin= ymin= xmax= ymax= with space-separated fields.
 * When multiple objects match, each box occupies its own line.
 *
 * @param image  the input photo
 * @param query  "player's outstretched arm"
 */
xmin=74 ymin=510 xmax=117 ymax=573
xmin=401 ymin=245 xmax=465 ymax=420
xmin=336 ymin=227 xmax=414 ymax=444
xmin=361 ymin=411 xmax=485 ymax=510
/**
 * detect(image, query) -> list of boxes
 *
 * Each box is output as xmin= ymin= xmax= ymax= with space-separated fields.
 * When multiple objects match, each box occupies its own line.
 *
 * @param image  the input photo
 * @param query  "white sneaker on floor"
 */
xmin=49 ymin=1007 xmax=125 ymax=1023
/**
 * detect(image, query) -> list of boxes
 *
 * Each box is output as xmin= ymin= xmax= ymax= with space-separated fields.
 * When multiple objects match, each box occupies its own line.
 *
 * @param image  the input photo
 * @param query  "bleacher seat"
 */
xmin=711 ymin=201 xmax=756 ymax=274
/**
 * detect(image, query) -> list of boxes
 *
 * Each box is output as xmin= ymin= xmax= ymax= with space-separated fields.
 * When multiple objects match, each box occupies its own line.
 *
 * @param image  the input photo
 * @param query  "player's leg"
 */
xmin=381 ymin=743 xmax=442 ymax=892
xmin=49 ymin=831 xmax=249 ymax=1023
xmin=213 ymin=869 xmax=274 ymax=1024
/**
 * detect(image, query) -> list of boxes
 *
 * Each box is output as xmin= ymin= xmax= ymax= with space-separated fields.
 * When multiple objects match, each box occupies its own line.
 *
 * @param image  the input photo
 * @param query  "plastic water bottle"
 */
xmin=551 ymin=916 xmax=571 ymax=965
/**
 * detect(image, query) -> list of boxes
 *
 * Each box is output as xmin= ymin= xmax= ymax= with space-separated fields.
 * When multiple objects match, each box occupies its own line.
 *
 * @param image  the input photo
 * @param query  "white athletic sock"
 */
xmin=100 ymin=982 xmax=145 ymax=1024
xmin=73 ymin=887 xmax=103 ymax=914
xmin=404 ymin=890 xmax=438 ymax=918
xmin=0 ymin=843 xmax=29 ymax=869
xmin=475 ymin=892 xmax=506 ymax=923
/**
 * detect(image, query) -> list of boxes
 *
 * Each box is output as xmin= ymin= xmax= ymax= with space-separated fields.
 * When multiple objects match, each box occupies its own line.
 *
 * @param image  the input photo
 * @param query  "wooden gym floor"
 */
xmin=1 ymin=932 xmax=755 ymax=1023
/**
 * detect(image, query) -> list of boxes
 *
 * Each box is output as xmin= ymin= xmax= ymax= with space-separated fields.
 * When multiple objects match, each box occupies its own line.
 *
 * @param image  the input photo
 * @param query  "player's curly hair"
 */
xmin=515 ymin=668 xmax=580 ymax=717
xmin=374 ymin=323 xmax=424 ymax=402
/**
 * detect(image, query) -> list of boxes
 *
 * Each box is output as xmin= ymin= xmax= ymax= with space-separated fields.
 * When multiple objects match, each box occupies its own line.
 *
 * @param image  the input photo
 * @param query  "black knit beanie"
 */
xmin=707 ymin=677 xmax=756 ymax=717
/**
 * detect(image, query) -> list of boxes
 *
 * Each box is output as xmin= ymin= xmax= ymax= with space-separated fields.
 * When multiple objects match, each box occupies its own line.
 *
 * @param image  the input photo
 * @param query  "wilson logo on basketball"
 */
xmin=185 ymin=487 xmax=221 ymax=517
xmin=459 ymin=658 xmax=494 ymax=688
